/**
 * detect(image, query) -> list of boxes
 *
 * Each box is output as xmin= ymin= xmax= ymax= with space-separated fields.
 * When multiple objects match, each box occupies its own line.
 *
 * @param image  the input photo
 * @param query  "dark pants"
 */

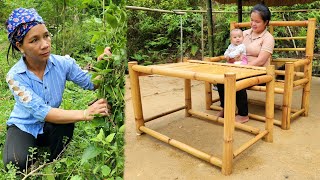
xmin=3 ymin=122 xmax=74 ymax=171
xmin=217 ymin=84 xmax=248 ymax=116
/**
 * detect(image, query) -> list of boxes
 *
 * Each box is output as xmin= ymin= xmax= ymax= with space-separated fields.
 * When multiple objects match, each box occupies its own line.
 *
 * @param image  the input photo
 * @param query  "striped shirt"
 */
xmin=6 ymin=54 xmax=94 ymax=138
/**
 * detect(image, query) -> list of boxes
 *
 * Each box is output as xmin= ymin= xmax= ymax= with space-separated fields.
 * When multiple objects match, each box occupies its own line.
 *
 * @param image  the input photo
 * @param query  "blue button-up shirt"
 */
xmin=6 ymin=54 xmax=94 ymax=138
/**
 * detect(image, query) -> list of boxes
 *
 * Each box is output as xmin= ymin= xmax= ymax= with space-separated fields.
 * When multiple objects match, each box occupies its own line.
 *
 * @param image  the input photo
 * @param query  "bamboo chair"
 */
xmin=205 ymin=18 xmax=316 ymax=130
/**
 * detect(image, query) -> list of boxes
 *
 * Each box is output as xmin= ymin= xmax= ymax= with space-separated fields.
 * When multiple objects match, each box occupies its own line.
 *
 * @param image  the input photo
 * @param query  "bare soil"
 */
xmin=124 ymin=75 xmax=320 ymax=180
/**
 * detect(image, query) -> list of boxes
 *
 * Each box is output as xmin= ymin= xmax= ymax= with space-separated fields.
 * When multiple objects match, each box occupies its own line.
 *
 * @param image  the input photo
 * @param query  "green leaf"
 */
xmin=81 ymin=146 xmax=102 ymax=165
xmin=106 ymin=13 xmax=118 ymax=28
xmin=191 ymin=45 xmax=199 ymax=56
xmin=101 ymin=165 xmax=111 ymax=177
xmin=70 ymin=175 xmax=82 ymax=180
xmin=119 ymin=125 xmax=125 ymax=133
xmin=44 ymin=165 xmax=55 ymax=180
xmin=106 ymin=133 xmax=116 ymax=143
xmin=96 ymin=46 xmax=105 ymax=57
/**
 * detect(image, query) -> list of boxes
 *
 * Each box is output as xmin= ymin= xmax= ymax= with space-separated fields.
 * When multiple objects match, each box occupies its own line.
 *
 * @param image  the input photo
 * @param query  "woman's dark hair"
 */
xmin=5 ymin=21 xmax=25 ymax=64
xmin=250 ymin=3 xmax=271 ymax=25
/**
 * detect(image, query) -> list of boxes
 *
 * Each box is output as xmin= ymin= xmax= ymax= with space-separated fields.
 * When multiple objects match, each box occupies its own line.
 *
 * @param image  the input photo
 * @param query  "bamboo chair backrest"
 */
xmin=230 ymin=19 xmax=316 ymax=71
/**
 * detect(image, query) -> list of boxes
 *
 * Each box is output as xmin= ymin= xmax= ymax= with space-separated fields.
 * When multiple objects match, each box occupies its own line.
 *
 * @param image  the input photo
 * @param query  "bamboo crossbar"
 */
xmin=188 ymin=60 xmax=267 ymax=71
xmin=273 ymin=58 xmax=306 ymax=63
xmin=291 ymin=109 xmax=305 ymax=120
xmin=249 ymin=85 xmax=284 ymax=94
xmin=274 ymin=37 xmax=306 ymax=40
xmin=293 ymin=59 xmax=310 ymax=68
xmin=139 ymin=126 xmax=223 ymax=167
xmin=275 ymin=70 xmax=304 ymax=78
xmin=274 ymin=48 xmax=306 ymax=51
xmin=248 ymin=113 xmax=282 ymax=126
xmin=233 ymin=21 xmax=308 ymax=28
xmin=248 ymin=98 xmax=300 ymax=114
xmin=233 ymin=130 xmax=269 ymax=158
xmin=132 ymin=65 xmax=225 ymax=84
xmin=293 ymin=78 xmax=308 ymax=87
xmin=210 ymin=104 xmax=282 ymax=126
xmin=204 ymin=56 xmax=226 ymax=62
xmin=144 ymin=106 xmax=186 ymax=122
xmin=188 ymin=109 xmax=260 ymax=135
xmin=236 ymin=75 xmax=272 ymax=91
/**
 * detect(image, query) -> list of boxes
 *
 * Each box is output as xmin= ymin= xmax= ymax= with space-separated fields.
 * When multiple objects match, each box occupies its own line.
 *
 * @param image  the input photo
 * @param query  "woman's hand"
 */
xmin=84 ymin=98 xmax=110 ymax=120
xmin=97 ymin=47 xmax=112 ymax=61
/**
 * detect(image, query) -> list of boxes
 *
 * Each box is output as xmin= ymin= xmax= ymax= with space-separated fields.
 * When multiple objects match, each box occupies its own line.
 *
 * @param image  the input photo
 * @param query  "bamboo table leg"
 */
xmin=265 ymin=65 xmax=275 ymax=142
xmin=128 ymin=61 xmax=145 ymax=135
xmin=185 ymin=79 xmax=192 ymax=117
xmin=282 ymin=63 xmax=294 ymax=130
xmin=222 ymin=73 xmax=236 ymax=175
xmin=205 ymin=82 xmax=212 ymax=110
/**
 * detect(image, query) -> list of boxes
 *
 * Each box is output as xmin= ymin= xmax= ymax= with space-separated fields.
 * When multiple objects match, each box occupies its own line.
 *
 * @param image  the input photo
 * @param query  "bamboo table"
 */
xmin=128 ymin=60 xmax=275 ymax=175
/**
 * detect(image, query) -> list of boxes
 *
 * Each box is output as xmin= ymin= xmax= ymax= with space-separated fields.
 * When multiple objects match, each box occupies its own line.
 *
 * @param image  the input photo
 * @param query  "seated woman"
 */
xmin=216 ymin=3 xmax=275 ymax=123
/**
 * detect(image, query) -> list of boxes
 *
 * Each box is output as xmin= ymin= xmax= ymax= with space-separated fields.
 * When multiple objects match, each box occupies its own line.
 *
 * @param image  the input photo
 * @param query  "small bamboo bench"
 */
xmin=205 ymin=18 xmax=316 ymax=130
xmin=128 ymin=60 xmax=275 ymax=175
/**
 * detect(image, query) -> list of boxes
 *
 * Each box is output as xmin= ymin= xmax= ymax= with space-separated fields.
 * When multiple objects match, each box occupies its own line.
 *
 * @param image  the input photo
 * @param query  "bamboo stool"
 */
xmin=205 ymin=19 xmax=316 ymax=130
xmin=128 ymin=60 xmax=275 ymax=175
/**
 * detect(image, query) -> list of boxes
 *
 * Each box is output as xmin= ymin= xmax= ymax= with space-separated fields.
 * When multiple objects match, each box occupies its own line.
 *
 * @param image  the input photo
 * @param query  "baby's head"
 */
xmin=230 ymin=29 xmax=244 ymax=46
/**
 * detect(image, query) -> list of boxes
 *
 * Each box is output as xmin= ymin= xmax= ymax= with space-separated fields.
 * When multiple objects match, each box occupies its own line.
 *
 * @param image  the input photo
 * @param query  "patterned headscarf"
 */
xmin=6 ymin=8 xmax=44 ymax=49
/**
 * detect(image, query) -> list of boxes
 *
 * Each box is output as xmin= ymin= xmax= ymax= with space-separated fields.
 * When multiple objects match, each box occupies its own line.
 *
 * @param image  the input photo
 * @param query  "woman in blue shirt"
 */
xmin=3 ymin=8 xmax=111 ymax=171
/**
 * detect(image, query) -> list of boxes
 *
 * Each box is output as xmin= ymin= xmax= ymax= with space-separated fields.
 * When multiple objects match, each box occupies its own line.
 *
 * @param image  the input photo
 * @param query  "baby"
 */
xmin=224 ymin=28 xmax=247 ymax=65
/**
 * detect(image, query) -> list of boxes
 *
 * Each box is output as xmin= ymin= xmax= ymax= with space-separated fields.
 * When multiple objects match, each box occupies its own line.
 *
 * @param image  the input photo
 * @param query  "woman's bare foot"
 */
xmin=216 ymin=110 xmax=224 ymax=118
xmin=235 ymin=115 xmax=249 ymax=123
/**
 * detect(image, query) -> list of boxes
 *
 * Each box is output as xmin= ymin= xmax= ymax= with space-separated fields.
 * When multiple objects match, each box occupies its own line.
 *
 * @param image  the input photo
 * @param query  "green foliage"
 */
xmin=0 ymin=0 xmax=126 ymax=179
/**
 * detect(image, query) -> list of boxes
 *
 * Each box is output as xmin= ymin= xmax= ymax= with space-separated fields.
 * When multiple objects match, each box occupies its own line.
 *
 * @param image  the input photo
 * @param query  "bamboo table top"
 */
xmin=131 ymin=60 xmax=267 ymax=84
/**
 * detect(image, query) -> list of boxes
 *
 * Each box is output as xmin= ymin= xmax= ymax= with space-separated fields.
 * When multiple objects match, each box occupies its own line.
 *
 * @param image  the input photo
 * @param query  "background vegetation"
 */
xmin=0 ymin=0 xmax=126 ymax=179
xmin=127 ymin=0 xmax=320 ymax=75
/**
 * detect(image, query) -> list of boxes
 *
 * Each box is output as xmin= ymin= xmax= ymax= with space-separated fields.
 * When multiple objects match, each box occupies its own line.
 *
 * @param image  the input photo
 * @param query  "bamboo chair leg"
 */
xmin=281 ymin=63 xmax=294 ymax=130
xmin=128 ymin=61 xmax=145 ymax=135
xmin=185 ymin=79 xmax=192 ymax=117
xmin=205 ymin=82 xmax=212 ymax=110
xmin=265 ymin=65 xmax=275 ymax=142
xmin=222 ymin=73 xmax=236 ymax=175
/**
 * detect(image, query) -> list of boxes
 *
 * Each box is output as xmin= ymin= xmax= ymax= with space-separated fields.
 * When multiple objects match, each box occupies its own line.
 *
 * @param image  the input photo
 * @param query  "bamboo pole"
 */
xmin=188 ymin=60 xmax=266 ymax=71
xmin=222 ymin=73 xmax=236 ymax=175
xmin=302 ymin=18 xmax=316 ymax=117
xmin=264 ymin=65 xmax=274 ymax=142
xmin=204 ymin=56 xmax=226 ymax=62
xmin=293 ymin=59 xmax=310 ymax=68
xmin=274 ymin=48 xmax=306 ymax=51
xmin=248 ymin=113 xmax=282 ymax=126
xmin=139 ymin=126 xmax=223 ymax=167
xmin=291 ymin=109 xmax=305 ymax=120
xmin=211 ymin=104 xmax=282 ymax=126
xmin=185 ymin=79 xmax=192 ymax=117
xmin=205 ymin=82 xmax=212 ymax=110
xmin=281 ymin=63 xmax=294 ymax=130
xmin=234 ymin=21 xmax=308 ymax=28
xmin=248 ymin=98 xmax=299 ymax=113
xmin=144 ymin=106 xmax=186 ymax=123
xmin=207 ymin=0 xmax=214 ymax=57
xmin=132 ymin=65 xmax=225 ymax=84
xmin=128 ymin=62 xmax=145 ymax=134
xmin=273 ymin=58 xmax=306 ymax=63
xmin=233 ymin=130 xmax=268 ymax=157
xmin=188 ymin=109 xmax=260 ymax=135
xmin=275 ymin=70 xmax=304 ymax=78
xmin=249 ymin=86 xmax=284 ymax=94
xmin=293 ymin=78 xmax=308 ymax=87
xmin=236 ymin=75 xmax=273 ymax=91
xmin=275 ymin=37 xmax=306 ymax=40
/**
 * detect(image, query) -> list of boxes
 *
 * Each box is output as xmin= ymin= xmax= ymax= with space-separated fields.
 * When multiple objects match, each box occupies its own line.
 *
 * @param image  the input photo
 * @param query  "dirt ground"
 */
xmin=124 ymin=75 xmax=320 ymax=180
